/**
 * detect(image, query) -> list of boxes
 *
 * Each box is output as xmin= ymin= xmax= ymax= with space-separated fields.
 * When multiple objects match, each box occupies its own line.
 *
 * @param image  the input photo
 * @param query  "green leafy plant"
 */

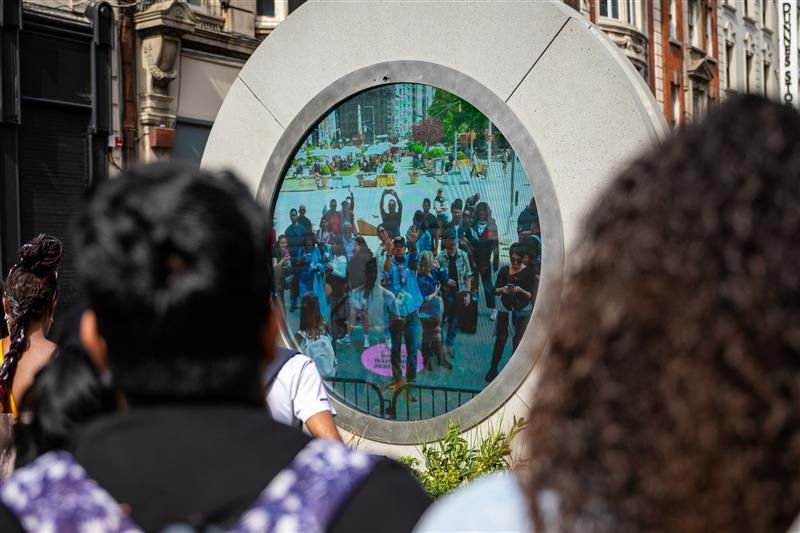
xmin=382 ymin=161 xmax=395 ymax=173
xmin=398 ymin=417 xmax=526 ymax=499
xmin=338 ymin=165 xmax=360 ymax=176
xmin=320 ymin=163 xmax=331 ymax=175
xmin=408 ymin=142 xmax=425 ymax=154
xmin=425 ymin=147 xmax=446 ymax=159
xmin=457 ymin=150 xmax=467 ymax=160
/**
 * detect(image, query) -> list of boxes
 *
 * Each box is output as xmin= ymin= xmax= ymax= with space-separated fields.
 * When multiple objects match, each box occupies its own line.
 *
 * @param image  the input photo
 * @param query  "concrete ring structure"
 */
xmin=202 ymin=0 xmax=667 ymax=454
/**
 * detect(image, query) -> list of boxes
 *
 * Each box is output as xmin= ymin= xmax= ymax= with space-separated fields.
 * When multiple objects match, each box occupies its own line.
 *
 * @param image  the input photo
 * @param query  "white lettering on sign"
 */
xmin=779 ymin=0 xmax=798 ymax=107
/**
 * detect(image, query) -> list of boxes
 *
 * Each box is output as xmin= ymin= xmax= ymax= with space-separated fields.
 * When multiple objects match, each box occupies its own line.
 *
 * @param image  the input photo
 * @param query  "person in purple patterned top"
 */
xmin=0 ymin=162 xmax=430 ymax=532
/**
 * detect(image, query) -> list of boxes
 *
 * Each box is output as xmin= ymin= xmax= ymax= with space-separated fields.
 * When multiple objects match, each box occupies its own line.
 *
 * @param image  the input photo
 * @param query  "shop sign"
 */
xmin=779 ymin=0 xmax=798 ymax=107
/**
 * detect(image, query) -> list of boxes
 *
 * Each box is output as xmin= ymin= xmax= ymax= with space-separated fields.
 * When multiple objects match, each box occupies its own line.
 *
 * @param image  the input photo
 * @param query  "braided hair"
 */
xmin=1 ymin=235 xmax=63 ymax=404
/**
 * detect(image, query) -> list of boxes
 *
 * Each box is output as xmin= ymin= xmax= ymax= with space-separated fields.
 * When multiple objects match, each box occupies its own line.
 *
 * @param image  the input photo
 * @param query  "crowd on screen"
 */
xmin=273 ymin=187 xmax=542 ymax=387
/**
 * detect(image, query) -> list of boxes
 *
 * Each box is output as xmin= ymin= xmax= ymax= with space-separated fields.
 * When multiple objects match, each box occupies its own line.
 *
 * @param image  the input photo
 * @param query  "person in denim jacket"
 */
xmin=295 ymin=233 xmax=325 ymax=299
xmin=382 ymin=236 xmax=422 ymax=390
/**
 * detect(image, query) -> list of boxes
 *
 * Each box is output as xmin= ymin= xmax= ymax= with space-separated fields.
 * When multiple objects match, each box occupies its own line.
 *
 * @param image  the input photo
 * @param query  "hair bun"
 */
xmin=17 ymin=234 xmax=64 ymax=278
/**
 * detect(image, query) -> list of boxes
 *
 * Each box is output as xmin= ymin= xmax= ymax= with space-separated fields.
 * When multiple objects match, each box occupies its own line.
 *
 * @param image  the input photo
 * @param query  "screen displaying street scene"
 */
xmin=272 ymin=83 xmax=541 ymax=421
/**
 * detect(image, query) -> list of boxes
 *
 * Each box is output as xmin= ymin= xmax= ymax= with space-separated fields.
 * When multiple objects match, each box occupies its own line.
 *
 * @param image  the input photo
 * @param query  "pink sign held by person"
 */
xmin=361 ymin=344 xmax=423 ymax=377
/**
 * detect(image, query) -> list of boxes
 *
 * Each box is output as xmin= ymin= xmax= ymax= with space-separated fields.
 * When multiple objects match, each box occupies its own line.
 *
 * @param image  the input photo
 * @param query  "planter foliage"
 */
xmin=409 ymin=142 xmax=425 ymax=154
xmin=398 ymin=417 xmax=526 ymax=499
xmin=425 ymin=147 xmax=446 ymax=159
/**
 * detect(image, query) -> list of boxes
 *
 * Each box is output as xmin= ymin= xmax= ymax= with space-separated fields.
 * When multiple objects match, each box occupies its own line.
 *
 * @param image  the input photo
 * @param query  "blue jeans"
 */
xmin=442 ymin=293 xmax=461 ymax=347
xmin=390 ymin=311 xmax=420 ymax=382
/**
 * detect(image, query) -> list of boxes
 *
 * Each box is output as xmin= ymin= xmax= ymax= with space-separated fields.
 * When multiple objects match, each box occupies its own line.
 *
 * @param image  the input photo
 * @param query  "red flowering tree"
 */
xmin=411 ymin=118 xmax=443 ymax=147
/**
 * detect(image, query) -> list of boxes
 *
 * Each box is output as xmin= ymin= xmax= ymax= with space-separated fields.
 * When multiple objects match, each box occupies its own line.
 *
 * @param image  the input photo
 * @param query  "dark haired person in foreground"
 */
xmin=416 ymin=96 xmax=800 ymax=533
xmin=0 ymin=163 xmax=429 ymax=532
xmin=13 ymin=344 xmax=116 ymax=469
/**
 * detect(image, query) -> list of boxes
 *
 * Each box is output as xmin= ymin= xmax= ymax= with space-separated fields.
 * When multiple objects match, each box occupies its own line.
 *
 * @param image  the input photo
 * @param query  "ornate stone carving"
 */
xmin=598 ymin=21 xmax=649 ymax=80
xmin=142 ymin=35 xmax=179 ymax=94
xmin=134 ymin=1 xmax=198 ymax=160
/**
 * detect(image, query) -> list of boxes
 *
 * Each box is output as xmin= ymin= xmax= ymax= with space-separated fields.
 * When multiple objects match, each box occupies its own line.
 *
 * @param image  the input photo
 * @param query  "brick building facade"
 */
xmin=575 ymin=0 xmax=792 ymax=126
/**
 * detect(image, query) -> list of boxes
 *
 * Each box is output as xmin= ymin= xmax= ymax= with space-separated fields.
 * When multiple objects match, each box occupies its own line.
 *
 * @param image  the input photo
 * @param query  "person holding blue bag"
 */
xmin=295 ymin=232 xmax=329 ymax=318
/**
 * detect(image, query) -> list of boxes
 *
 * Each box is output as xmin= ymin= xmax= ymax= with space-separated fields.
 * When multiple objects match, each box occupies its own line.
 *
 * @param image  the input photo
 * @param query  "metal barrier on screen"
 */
xmin=326 ymin=378 xmax=481 ymax=421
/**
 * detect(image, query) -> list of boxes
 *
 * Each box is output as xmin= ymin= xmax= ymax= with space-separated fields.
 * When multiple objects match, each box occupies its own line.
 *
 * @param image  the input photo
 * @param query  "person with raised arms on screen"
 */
xmin=380 ymin=189 xmax=403 ymax=239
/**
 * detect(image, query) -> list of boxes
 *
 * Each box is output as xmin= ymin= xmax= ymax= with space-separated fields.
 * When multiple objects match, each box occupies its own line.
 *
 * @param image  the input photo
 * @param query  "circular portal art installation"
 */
xmin=202 ymin=1 xmax=667 ymax=448
xmin=273 ymin=82 xmax=543 ymax=425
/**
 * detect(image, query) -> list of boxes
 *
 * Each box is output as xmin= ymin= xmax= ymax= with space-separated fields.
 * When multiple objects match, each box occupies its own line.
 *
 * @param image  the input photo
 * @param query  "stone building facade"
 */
xmin=573 ymin=0 xmax=797 ymax=125
xmin=718 ymin=0 xmax=781 ymax=100
xmin=128 ymin=0 xmax=305 ymax=163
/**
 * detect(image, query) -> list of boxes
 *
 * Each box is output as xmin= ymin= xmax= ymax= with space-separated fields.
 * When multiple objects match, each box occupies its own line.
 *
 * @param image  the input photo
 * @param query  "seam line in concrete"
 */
xmin=238 ymin=75 xmax=286 ymax=130
xmin=506 ymin=17 xmax=571 ymax=103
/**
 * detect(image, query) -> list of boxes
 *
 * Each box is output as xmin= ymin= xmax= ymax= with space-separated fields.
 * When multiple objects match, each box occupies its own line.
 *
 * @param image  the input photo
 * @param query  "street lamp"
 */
xmin=363 ymin=105 xmax=376 ymax=141
xmin=362 ymin=123 xmax=377 ymax=144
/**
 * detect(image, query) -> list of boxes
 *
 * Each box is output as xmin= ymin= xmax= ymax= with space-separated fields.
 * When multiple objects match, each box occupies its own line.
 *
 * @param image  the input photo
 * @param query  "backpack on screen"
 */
xmin=298 ymin=331 xmax=337 ymax=378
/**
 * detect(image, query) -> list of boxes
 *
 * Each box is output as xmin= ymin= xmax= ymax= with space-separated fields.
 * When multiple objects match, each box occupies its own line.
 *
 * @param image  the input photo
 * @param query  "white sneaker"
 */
xmin=363 ymin=337 xmax=370 ymax=349
xmin=489 ymin=309 xmax=497 ymax=321
xmin=385 ymin=337 xmax=392 ymax=349
xmin=336 ymin=335 xmax=352 ymax=345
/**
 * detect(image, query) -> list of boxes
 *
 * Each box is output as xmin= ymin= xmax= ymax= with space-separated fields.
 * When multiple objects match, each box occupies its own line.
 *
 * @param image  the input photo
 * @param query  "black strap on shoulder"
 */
xmin=264 ymin=347 xmax=299 ymax=388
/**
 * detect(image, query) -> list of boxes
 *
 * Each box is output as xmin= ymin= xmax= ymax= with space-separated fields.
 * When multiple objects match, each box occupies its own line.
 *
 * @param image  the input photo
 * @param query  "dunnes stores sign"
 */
xmin=779 ymin=0 xmax=798 ymax=107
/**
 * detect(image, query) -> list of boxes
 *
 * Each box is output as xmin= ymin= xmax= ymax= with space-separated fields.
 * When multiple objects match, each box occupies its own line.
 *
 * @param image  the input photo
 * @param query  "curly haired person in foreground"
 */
xmin=525 ymin=95 xmax=800 ymax=533
xmin=416 ymin=96 xmax=800 ymax=533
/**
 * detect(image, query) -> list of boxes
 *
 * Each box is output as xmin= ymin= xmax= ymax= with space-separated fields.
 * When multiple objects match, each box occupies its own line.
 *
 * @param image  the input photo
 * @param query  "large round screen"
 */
xmin=272 ymin=83 xmax=541 ymax=421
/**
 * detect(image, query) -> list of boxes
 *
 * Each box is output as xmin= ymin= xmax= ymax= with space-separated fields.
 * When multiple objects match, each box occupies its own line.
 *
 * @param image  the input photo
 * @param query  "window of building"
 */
xmin=256 ymin=0 xmax=275 ymax=17
xmin=626 ymin=0 xmax=636 ymax=24
xmin=725 ymin=41 xmax=735 ymax=89
xmin=706 ymin=8 xmax=713 ymax=52
xmin=744 ymin=0 xmax=750 ymax=18
xmin=671 ymin=83 xmax=680 ymax=126
xmin=692 ymin=85 xmax=706 ymax=121
xmin=688 ymin=0 xmax=699 ymax=47
xmin=174 ymin=119 xmax=213 ymax=163
xmin=669 ymin=0 xmax=678 ymax=39
xmin=599 ymin=0 xmax=620 ymax=18
xmin=763 ymin=61 xmax=770 ymax=96
xmin=762 ymin=0 xmax=768 ymax=25
xmin=745 ymin=52 xmax=753 ymax=92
